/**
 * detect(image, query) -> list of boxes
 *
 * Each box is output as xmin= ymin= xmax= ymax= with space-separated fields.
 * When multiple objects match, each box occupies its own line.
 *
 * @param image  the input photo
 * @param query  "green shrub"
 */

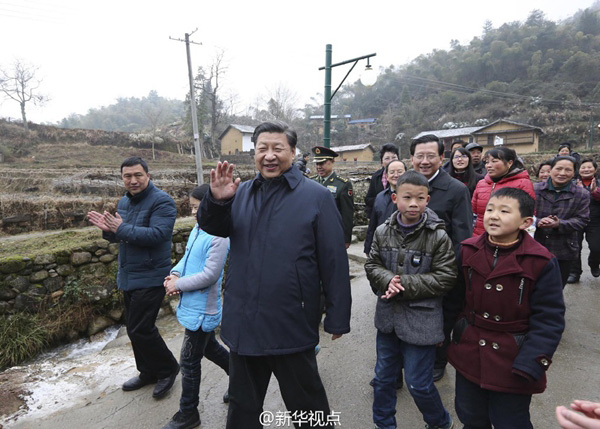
xmin=0 ymin=313 xmax=48 ymax=370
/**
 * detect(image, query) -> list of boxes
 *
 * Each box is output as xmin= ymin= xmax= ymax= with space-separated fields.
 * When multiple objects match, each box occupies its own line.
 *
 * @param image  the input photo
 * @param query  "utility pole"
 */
xmin=170 ymin=29 xmax=203 ymax=184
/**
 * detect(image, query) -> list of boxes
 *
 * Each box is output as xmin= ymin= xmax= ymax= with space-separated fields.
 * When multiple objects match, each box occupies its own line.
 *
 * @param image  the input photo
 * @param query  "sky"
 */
xmin=0 ymin=0 xmax=597 ymax=124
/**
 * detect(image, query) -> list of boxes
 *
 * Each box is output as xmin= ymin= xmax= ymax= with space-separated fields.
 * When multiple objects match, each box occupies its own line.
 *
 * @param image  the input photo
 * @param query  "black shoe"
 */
xmin=153 ymin=364 xmax=180 ymax=399
xmin=223 ymin=389 xmax=229 ymax=404
xmin=567 ymin=274 xmax=580 ymax=284
xmin=592 ymin=267 xmax=600 ymax=278
xmin=162 ymin=410 xmax=200 ymax=429
xmin=122 ymin=374 xmax=156 ymax=391
xmin=433 ymin=367 xmax=445 ymax=382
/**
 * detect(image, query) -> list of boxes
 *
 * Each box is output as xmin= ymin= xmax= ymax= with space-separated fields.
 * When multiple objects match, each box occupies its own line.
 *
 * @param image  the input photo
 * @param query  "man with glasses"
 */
xmin=410 ymin=134 xmax=473 ymax=382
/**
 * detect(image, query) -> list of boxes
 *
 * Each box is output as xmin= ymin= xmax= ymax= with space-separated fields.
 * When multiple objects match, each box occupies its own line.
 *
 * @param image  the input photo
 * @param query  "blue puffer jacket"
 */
xmin=103 ymin=181 xmax=176 ymax=291
xmin=171 ymin=225 xmax=229 ymax=332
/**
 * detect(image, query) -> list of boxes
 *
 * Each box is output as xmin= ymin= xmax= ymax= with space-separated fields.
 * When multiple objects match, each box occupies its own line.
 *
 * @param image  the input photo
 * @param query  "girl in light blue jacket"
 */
xmin=162 ymin=185 xmax=230 ymax=429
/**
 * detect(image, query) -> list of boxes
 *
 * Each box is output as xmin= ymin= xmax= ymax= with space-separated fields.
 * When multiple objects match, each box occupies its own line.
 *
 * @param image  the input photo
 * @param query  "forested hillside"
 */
xmin=305 ymin=6 xmax=600 ymax=154
xmin=56 ymin=5 xmax=600 ymax=156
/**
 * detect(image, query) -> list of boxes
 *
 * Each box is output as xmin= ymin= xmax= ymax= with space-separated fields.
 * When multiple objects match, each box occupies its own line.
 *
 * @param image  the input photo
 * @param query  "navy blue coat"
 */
xmin=199 ymin=166 xmax=352 ymax=356
xmin=364 ymin=187 xmax=395 ymax=255
xmin=103 ymin=181 xmax=176 ymax=291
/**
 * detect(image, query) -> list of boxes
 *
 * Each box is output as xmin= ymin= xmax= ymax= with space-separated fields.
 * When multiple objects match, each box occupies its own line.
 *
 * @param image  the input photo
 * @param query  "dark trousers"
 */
xmin=226 ymin=349 xmax=331 ymax=429
xmin=179 ymin=329 xmax=229 ymax=414
xmin=570 ymin=226 xmax=600 ymax=275
xmin=557 ymin=260 xmax=572 ymax=288
xmin=123 ymin=286 xmax=178 ymax=379
xmin=455 ymin=372 xmax=533 ymax=429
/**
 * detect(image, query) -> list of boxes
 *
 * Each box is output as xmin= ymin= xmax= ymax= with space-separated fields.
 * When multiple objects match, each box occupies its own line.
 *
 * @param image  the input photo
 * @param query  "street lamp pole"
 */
xmin=319 ymin=44 xmax=376 ymax=148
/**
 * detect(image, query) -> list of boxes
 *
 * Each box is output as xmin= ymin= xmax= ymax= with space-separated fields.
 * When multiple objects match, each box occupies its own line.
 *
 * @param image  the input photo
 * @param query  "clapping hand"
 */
xmin=537 ymin=215 xmax=559 ymax=229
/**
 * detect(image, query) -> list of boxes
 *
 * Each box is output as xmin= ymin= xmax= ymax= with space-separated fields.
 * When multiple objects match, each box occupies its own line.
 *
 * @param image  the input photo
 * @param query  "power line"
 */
xmin=399 ymin=73 xmax=600 ymax=108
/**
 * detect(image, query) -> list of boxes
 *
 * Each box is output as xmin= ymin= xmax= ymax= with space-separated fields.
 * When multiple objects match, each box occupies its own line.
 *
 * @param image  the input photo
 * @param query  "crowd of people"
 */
xmin=87 ymin=123 xmax=599 ymax=429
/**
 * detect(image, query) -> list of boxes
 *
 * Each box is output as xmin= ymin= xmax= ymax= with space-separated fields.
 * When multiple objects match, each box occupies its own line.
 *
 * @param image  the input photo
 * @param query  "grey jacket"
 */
xmin=365 ymin=208 xmax=457 ymax=345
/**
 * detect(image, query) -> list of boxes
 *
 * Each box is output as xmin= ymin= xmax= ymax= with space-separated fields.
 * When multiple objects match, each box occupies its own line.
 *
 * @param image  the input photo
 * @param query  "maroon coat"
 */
xmin=447 ymin=233 xmax=565 ymax=395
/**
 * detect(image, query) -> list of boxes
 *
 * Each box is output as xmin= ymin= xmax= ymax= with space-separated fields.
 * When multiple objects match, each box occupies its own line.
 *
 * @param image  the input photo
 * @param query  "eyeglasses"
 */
xmin=413 ymin=154 xmax=439 ymax=161
xmin=453 ymin=154 xmax=469 ymax=160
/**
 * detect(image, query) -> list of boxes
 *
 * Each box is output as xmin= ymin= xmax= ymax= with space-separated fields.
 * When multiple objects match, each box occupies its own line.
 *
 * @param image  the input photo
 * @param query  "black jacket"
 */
xmin=365 ymin=168 xmax=385 ymax=219
xmin=428 ymin=169 xmax=474 ymax=256
xmin=364 ymin=187 xmax=395 ymax=254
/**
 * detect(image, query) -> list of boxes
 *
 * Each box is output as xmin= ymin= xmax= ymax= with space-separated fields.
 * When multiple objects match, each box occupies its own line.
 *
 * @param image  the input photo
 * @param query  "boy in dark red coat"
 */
xmin=446 ymin=188 xmax=565 ymax=429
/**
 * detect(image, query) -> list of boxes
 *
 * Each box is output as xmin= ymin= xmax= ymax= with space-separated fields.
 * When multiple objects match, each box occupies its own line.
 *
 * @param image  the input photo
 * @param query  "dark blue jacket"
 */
xmin=103 ymin=181 xmax=176 ymax=291
xmin=364 ymin=187 xmax=395 ymax=255
xmin=199 ymin=166 xmax=352 ymax=356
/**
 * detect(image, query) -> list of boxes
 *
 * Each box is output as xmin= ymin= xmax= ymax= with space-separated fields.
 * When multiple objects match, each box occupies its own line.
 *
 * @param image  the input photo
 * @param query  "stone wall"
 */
xmin=0 ymin=225 xmax=194 ymax=335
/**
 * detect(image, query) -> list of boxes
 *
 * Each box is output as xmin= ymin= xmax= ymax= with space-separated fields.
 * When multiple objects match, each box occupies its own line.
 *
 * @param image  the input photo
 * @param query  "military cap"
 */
xmin=312 ymin=146 xmax=339 ymax=162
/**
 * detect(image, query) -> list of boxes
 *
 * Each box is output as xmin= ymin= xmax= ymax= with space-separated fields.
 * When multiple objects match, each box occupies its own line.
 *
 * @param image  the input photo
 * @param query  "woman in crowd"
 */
xmin=364 ymin=159 xmax=407 ymax=256
xmin=471 ymin=146 xmax=535 ymax=236
xmin=557 ymin=142 xmax=581 ymax=167
xmin=537 ymin=160 xmax=553 ymax=182
xmin=447 ymin=147 xmax=484 ymax=197
xmin=534 ymin=156 xmax=590 ymax=287
xmin=364 ymin=143 xmax=400 ymax=219
xmin=568 ymin=158 xmax=600 ymax=283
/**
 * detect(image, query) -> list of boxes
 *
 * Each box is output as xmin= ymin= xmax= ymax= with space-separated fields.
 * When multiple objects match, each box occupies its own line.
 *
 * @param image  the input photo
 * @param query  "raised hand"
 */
xmin=210 ymin=161 xmax=241 ymax=202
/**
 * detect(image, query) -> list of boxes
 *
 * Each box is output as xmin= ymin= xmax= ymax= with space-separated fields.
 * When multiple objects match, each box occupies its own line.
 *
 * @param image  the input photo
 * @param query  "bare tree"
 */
xmin=140 ymin=90 xmax=166 ymax=160
xmin=264 ymin=83 xmax=301 ymax=123
xmin=189 ymin=49 xmax=228 ymax=158
xmin=0 ymin=60 xmax=47 ymax=130
xmin=205 ymin=49 xmax=227 ymax=157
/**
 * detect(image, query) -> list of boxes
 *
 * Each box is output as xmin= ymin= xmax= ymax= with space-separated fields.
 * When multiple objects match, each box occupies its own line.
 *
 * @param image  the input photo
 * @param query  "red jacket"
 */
xmin=472 ymin=170 xmax=535 ymax=236
xmin=447 ymin=233 xmax=565 ymax=395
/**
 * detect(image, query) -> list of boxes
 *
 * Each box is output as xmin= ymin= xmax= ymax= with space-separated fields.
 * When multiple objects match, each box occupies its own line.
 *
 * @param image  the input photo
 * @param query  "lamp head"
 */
xmin=361 ymin=58 xmax=377 ymax=87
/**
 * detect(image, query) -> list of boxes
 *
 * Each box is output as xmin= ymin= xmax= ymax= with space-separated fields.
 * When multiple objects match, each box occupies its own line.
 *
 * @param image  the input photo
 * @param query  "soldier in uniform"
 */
xmin=312 ymin=146 xmax=354 ymax=248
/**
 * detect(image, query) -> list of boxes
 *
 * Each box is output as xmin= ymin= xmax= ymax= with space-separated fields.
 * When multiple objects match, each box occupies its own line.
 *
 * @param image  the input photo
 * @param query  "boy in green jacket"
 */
xmin=365 ymin=170 xmax=456 ymax=429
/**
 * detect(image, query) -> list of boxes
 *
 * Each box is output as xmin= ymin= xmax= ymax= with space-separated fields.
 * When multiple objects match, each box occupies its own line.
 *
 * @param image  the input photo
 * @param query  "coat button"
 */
xmin=541 ymin=358 xmax=549 ymax=367
xmin=494 ymin=315 xmax=502 ymax=321
xmin=479 ymin=339 xmax=486 ymax=346
xmin=496 ymin=284 xmax=503 ymax=291
xmin=483 ymin=312 xmax=490 ymax=318
xmin=492 ymin=342 xmax=500 ymax=350
xmin=484 ymin=283 xmax=492 ymax=290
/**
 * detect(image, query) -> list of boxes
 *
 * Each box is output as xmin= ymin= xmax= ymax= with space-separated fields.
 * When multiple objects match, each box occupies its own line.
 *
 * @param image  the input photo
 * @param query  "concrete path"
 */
xmin=5 ymin=242 xmax=600 ymax=428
